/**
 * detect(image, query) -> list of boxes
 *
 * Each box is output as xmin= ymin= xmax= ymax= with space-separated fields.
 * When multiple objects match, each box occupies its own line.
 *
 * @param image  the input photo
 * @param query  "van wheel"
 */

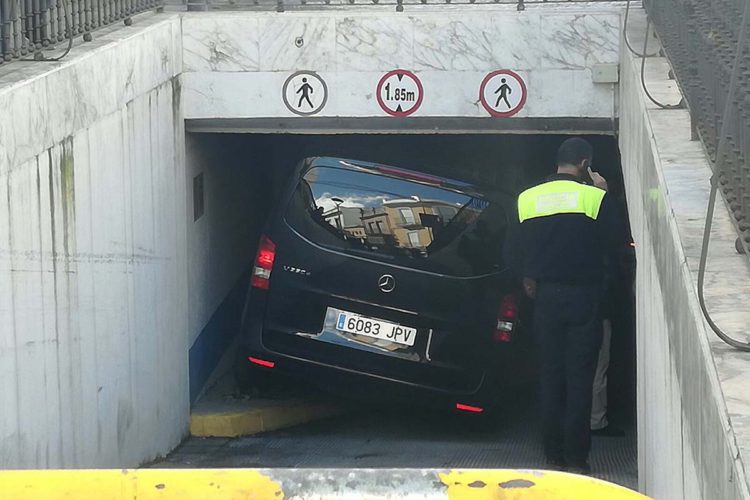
xmin=234 ymin=358 xmax=275 ymax=397
xmin=466 ymin=406 xmax=502 ymax=431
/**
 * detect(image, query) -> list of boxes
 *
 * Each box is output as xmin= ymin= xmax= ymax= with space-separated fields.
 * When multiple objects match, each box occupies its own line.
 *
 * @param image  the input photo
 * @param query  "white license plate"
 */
xmin=336 ymin=312 xmax=417 ymax=347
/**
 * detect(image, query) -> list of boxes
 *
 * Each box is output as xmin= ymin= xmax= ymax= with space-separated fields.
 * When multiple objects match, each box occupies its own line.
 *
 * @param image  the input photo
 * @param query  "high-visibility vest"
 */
xmin=517 ymin=180 xmax=606 ymax=223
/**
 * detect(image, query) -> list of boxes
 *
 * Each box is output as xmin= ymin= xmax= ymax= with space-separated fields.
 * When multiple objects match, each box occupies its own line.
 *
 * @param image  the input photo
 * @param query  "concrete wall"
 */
xmin=0 ymin=15 xmax=187 ymax=468
xmin=619 ymin=11 xmax=750 ymax=499
xmin=185 ymin=134 xmax=273 ymax=401
xmin=180 ymin=7 xmax=620 ymax=122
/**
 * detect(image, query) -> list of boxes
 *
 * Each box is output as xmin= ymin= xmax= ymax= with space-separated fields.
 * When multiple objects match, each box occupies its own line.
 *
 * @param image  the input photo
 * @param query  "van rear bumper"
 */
xmin=237 ymin=292 xmax=520 ymax=409
xmin=236 ymin=327 xmax=508 ymax=411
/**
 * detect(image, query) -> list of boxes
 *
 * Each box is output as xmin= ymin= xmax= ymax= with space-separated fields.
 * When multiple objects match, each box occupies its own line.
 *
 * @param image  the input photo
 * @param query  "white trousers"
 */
xmin=591 ymin=319 xmax=612 ymax=430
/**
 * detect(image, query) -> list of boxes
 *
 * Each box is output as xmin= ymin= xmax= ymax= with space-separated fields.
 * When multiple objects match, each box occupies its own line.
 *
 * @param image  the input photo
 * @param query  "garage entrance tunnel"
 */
xmin=183 ymin=132 xmax=636 ymax=485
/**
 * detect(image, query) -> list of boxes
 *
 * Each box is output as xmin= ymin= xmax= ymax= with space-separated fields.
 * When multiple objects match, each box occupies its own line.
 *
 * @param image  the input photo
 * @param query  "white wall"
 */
xmin=180 ymin=7 xmax=620 ymax=120
xmin=184 ymin=134 xmax=274 ymax=403
xmin=185 ymin=135 xmax=272 ymax=349
xmin=0 ymin=15 xmax=187 ymax=468
xmin=619 ymin=11 xmax=750 ymax=499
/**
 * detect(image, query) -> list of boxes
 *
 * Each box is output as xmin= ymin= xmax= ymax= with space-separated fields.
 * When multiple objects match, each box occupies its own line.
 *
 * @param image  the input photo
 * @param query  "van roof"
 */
xmin=307 ymin=156 xmax=495 ymax=200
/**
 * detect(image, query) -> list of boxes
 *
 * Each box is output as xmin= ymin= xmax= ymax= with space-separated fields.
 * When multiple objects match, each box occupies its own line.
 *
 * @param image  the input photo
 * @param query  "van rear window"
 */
xmin=284 ymin=165 xmax=508 ymax=277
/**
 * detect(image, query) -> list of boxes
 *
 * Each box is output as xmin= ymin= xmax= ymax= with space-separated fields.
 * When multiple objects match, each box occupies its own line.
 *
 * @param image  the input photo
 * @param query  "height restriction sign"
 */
xmin=479 ymin=70 xmax=527 ymax=117
xmin=376 ymin=70 xmax=424 ymax=117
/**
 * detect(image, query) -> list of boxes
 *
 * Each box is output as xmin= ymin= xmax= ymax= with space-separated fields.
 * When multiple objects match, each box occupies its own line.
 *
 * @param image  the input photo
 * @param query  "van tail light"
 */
xmin=456 ymin=403 xmax=484 ymax=413
xmin=251 ymin=235 xmax=276 ymax=290
xmin=493 ymin=293 xmax=518 ymax=343
xmin=248 ymin=356 xmax=275 ymax=369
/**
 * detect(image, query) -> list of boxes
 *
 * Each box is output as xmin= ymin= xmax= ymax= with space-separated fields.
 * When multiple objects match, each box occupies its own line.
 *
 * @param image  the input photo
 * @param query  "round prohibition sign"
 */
xmin=479 ymin=69 xmax=527 ymax=117
xmin=282 ymin=71 xmax=328 ymax=116
xmin=376 ymin=70 xmax=424 ymax=117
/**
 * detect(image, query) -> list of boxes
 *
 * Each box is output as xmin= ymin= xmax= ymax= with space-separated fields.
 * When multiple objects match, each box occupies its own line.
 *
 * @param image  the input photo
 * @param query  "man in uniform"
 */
xmin=509 ymin=137 xmax=619 ymax=474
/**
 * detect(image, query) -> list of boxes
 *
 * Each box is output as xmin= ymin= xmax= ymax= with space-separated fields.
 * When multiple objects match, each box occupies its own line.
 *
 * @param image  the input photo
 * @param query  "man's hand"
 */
xmin=588 ymin=167 xmax=608 ymax=191
xmin=523 ymin=277 xmax=537 ymax=299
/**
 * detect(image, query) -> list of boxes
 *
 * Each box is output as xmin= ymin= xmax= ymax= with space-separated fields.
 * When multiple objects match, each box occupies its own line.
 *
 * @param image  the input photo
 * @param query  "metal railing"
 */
xmin=645 ymin=0 xmax=750 ymax=350
xmin=645 ymin=0 xmax=750 ymax=248
xmin=183 ymin=0 xmax=621 ymax=14
xmin=0 ymin=0 xmax=163 ymax=64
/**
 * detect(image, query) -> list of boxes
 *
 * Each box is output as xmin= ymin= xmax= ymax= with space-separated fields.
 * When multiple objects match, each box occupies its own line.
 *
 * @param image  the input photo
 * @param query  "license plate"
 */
xmin=336 ymin=312 xmax=417 ymax=346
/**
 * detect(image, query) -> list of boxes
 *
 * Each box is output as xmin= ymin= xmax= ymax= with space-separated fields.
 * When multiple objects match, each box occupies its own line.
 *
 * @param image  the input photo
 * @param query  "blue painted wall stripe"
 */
xmin=188 ymin=270 xmax=250 ymax=404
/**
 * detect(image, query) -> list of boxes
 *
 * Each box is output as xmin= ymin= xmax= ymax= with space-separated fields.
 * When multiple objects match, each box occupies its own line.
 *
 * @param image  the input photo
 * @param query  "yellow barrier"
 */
xmin=440 ymin=470 xmax=650 ymax=500
xmin=0 ymin=468 xmax=651 ymax=499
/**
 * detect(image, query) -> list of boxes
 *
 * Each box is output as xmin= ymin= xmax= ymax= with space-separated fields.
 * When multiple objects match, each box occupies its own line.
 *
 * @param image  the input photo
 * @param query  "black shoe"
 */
xmin=566 ymin=462 xmax=591 ymax=475
xmin=591 ymin=425 xmax=626 ymax=437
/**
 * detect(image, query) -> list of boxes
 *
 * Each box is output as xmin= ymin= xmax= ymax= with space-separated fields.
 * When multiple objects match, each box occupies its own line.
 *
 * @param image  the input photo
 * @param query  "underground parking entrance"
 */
xmin=174 ymin=127 xmax=637 ymax=488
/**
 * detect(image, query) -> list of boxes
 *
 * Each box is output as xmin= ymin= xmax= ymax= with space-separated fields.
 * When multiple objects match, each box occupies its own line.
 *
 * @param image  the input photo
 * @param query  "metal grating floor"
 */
xmin=163 ymin=399 xmax=638 ymax=491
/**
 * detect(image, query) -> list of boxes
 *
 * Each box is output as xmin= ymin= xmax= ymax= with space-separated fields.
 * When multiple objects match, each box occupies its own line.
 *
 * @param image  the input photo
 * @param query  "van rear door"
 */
xmin=263 ymin=159 xmax=513 ymax=377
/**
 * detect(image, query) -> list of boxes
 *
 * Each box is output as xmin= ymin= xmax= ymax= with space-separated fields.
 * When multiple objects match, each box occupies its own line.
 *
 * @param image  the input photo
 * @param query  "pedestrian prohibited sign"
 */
xmin=479 ymin=70 xmax=527 ymax=117
xmin=376 ymin=70 xmax=424 ymax=117
xmin=283 ymin=71 xmax=328 ymax=116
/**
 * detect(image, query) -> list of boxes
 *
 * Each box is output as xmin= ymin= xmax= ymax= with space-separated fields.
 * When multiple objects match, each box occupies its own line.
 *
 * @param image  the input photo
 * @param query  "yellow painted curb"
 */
xmin=0 ymin=469 xmax=282 ymax=500
xmin=0 ymin=468 xmax=652 ymax=500
xmin=440 ymin=470 xmax=651 ymax=500
xmin=189 ymin=401 xmax=342 ymax=437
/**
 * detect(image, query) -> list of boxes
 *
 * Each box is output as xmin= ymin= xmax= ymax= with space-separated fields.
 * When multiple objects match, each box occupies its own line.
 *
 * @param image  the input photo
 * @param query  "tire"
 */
xmin=234 ymin=356 xmax=275 ymax=397
xmin=450 ymin=405 xmax=501 ymax=433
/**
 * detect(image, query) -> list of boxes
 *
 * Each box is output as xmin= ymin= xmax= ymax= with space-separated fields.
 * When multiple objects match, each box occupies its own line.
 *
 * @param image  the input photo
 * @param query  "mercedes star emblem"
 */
xmin=378 ymin=274 xmax=396 ymax=293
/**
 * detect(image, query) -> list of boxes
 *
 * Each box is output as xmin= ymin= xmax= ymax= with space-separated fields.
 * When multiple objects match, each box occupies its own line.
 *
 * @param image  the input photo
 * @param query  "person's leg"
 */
xmin=590 ymin=318 xmax=612 ymax=431
xmin=563 ymin=287 xmax=602 ymax=469
xmin=534 ymin=284 xmax=567 ymax=466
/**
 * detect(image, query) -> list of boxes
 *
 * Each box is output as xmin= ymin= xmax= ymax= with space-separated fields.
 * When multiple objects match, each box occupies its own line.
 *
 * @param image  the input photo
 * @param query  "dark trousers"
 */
xmin=533 ymin=282 xmax=603 ymax=466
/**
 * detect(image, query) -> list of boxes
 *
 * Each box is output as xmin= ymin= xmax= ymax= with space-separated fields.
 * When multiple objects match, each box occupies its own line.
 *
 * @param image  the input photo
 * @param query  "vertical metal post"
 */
xmin=17 ymin=0 xmax=28 ymax=55
xmin=67 ymin=0 xmax=75 ymax=33
xmin=56 ymin=0 xmax=63 ymax=40
xmin=0 ymin=0 xmax=10 ymax=61
xmin=19 ymin=0 xmax=28 ymax=53
xmin=77 ymin=0 xmax=83 ymax=32
xmin=83 ymin=0 xmax=91 ymax=34
xmin=93 ymin=0 xmax=99 ymax=29
xmin=32 ymin=0 xmax=41 ymax=48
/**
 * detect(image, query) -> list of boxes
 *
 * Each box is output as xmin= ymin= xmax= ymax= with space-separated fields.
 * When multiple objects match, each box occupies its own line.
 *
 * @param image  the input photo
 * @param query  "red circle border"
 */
xmin=479 ymin=69 xmax=527 ymax=118
xmin=376 ymin=70 xmax=424 ymax=117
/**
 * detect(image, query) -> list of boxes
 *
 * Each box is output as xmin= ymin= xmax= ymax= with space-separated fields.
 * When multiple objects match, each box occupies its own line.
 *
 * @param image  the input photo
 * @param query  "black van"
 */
xmin=237 ymin=157 xmax=526 ymax=413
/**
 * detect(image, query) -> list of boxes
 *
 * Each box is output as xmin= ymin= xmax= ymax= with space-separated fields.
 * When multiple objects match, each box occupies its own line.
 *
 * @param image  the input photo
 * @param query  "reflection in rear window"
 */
xmin=284 ymin=165 xmax=508 ymax=277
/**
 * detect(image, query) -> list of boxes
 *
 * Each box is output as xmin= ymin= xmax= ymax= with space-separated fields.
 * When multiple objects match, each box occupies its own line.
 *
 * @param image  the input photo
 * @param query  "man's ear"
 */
xmin=580 ymin=158 xmax=591 ymax=171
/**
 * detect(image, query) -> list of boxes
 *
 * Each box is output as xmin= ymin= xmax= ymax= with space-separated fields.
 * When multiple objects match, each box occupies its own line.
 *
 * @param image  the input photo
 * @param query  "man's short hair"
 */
xmin=556 ymin=137 xmax=593 ymax=167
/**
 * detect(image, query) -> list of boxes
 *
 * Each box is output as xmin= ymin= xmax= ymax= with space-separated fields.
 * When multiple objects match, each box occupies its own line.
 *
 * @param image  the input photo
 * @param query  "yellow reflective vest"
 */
xmin=518 ymin=180 xmax=607 ymax=223
xmin=510 ymin=176 xmax=614 ymax=285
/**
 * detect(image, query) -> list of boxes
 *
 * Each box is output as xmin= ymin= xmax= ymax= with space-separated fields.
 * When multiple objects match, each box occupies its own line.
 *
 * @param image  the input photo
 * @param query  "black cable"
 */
xmin=639 ymin=16 xmax=683 ymax=110
xmin=696 ymin=0 xmax=750 ymax=351
xmin=623 ymin=0 xmax=659 ymax=57
xmin=21 ymin=0 xmax=73 ymax=62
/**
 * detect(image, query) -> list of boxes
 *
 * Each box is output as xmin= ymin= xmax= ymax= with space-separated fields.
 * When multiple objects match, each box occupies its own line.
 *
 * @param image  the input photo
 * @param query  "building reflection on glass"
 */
xmin=286 ymin=165 xmax=505 ymax=277
xmin=321 ymin=197 xmax=464 ymax=255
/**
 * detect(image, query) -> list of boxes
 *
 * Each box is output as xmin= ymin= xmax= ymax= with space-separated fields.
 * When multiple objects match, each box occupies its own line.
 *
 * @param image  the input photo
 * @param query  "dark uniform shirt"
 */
xmin=506 ymin=173 xmax=621 ymax=285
